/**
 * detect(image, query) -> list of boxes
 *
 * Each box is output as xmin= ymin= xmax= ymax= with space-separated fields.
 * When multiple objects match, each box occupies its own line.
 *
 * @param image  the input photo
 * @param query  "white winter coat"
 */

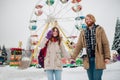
xmin=40 ymin=38 xmax=70 ymax=70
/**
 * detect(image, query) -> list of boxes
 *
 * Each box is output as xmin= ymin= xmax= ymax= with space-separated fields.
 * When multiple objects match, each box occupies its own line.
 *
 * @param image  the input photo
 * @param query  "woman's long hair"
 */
xmin=49 ymin=27 xmax=61 ymax=45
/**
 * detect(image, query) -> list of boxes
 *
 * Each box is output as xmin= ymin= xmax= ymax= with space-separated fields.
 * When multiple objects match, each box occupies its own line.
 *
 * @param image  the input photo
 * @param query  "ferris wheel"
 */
xmin=29 ymin=0 xmax=86 ymax=62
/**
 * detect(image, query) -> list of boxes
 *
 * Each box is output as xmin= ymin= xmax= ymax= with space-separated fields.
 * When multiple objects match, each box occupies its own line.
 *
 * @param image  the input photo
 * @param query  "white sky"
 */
xmin=0 ymin=0 xmax=120 ymax=49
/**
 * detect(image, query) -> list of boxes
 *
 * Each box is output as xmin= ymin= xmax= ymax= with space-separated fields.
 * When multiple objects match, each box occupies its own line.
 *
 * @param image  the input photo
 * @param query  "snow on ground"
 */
xmin=0 ymin=61 xmax=120 ymax=80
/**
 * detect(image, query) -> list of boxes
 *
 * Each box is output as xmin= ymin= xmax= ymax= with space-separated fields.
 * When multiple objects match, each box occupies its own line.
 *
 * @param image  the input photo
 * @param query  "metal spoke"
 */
xmin=53 ymin=1 xmax=71 ymax=17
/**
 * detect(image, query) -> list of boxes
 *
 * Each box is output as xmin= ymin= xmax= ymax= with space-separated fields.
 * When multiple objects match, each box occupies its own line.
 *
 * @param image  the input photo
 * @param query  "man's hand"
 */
xmin=105 ymin=59 xmax=110 ymax=64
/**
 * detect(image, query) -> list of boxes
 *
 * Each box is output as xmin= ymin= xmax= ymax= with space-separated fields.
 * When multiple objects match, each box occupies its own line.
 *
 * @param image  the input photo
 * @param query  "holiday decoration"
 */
xmin=72 ymin=0 xmax=82 ymax=3
xmin=60 ymin=0 xmax=69 ymax=4
xmin=9 ymin=48 xmax=23 ymax=66
xmin=29 ymin=20 xmax=37 ymax=31
xmin=75 ymin=16 xmax=85 ymax=30
xmin=75 ymin=16 xmax=85 ymax=20
xmin=46 ymin=0 xmax=54 ymax=6
xmin=34 ymin=5 xmax=43 ymax=16
xmin=76 ymin=58 xmax=83 ymax=66
xmin=72 ymin=4 xmax=82 ymax=12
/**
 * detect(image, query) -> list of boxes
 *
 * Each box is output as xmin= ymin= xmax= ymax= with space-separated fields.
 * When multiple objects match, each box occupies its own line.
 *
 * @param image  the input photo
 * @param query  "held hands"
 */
xmin=70 ymin=58 xmax=76 ymax=64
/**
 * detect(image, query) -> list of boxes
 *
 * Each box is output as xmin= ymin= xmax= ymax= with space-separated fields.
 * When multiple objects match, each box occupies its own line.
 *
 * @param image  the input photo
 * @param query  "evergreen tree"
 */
xmin=112 ymin=17 xmax=120 ymax=54
xmin=0 ymin=45 xmax=2 ymax=56
xmin=0 ymin=46 xmax=1 ymax=50
xmin=2 ymin=45 xmax=7 ymax=57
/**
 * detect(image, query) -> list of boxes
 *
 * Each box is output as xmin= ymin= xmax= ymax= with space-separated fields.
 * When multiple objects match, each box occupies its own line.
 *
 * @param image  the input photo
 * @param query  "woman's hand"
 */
xmin=70 ymin=58 xmax=76 ymax=64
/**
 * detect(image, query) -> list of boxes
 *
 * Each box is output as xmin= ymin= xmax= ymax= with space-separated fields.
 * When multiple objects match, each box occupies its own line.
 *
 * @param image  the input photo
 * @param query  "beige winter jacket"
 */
xmin=40 ymin=38 xmax=70 ymax=70
xmin=71 ymin=26 xmax=111 ymax=69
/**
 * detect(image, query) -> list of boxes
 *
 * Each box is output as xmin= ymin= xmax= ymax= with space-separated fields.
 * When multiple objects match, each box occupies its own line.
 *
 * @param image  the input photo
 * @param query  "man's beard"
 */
xmin=86 ymin=21 xmax=94 ymax=27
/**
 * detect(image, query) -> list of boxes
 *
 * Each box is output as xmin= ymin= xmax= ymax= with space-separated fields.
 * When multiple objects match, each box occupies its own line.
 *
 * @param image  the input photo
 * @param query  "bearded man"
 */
xmin=71 ymin=14 xmax=111 ymax=80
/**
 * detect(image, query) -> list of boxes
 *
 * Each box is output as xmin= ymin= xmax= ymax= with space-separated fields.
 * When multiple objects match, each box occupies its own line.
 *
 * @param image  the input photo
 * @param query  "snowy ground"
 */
xmin=0 ymin=61 xmax=120 ymax=80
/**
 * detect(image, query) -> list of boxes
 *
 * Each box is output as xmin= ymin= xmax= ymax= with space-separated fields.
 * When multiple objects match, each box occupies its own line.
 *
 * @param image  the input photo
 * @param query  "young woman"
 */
xmin=40 ymin=27 xmax=70 ymax=80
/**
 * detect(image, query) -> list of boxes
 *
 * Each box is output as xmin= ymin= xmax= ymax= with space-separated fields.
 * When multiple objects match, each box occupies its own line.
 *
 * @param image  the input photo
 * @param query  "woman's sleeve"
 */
xmin=101 ymin=27 xmax=111 ymax=59
xmin=60 ymin=41 xmax=71 ymax=59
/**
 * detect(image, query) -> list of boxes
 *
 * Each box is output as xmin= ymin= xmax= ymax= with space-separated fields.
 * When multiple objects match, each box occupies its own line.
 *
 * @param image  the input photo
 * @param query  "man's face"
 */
xmin=85 ymin=17 xmax=94 ymax=27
